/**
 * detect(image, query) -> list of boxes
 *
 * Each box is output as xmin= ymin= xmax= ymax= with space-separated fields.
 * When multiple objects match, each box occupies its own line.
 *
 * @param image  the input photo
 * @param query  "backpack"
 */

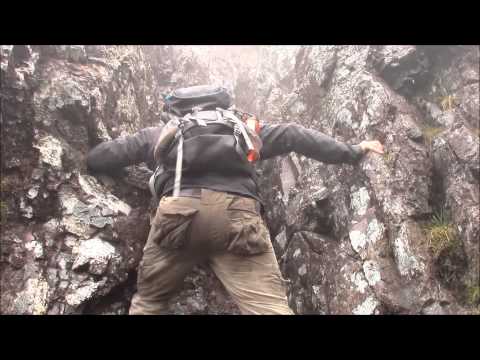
xmin=149 ymin=86 xmax=262 ymax=199
xmin=163 ymin=85 xmax=232 ymax=116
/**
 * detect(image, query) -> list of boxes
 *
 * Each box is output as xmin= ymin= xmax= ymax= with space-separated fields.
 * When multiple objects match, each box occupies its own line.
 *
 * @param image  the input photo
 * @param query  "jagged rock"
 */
xmin=256 ymin=45 xmax=477 ymax=314
xmin=273 ymin=228 xmax=289 ymax=259
xmin=72 ymin=237 xmax=120 ymax=275
xmin=420 ymin=45 xmax=479 ymax=129
xmin=282 ymin=231 xmax=381 ymax=314
xmin=432 ymin=123 xmax=479 ymax=294
xmin=1 ymin=45 xmax=13 ymax=72
xmin=373 ymin=45 xmax=430 ymax=97
xmin=37 ymin=45 xmax=88 ymax=63
xmin=0 ymin=45 xmax=160 ymax=314
xmin=13 ymin=277 xmax=50 ymax=315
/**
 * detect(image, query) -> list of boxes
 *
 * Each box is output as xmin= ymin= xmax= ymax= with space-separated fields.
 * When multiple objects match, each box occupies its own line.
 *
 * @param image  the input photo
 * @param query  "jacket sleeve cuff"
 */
xmin=350 ymin=144 xmax=366 ymax=161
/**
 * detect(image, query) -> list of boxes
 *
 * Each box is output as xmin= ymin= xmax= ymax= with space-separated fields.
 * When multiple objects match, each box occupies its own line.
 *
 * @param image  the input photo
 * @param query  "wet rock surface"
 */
xmin=1 ymin=45 xmax=478 ymax=314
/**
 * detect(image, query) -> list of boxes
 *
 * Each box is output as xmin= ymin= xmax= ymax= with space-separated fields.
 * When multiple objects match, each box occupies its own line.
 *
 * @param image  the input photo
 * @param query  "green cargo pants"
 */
xmin=129 ymin=189 xmax=293 ymax=315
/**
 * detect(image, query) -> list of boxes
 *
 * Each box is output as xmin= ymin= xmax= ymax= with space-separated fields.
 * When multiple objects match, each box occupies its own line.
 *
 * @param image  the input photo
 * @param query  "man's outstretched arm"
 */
xmin=259 ymin=123 xmax=383 ymax=163
xmin=87 ymin=126 xmax=162 ymax=173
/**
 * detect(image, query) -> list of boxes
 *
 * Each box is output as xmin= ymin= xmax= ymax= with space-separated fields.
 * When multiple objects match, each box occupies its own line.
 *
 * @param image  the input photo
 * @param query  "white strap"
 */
xmin=215 ymin=110 xmax=223 ymax=122
xmin=173 ymin=134 xmax=183 ymax=197
xmin=222 ymin=111 xmax=255 ymax=152
xmin=196 ymin=118 xmax=207 ymax=126
xmin=149 ymin=165 xmax=162 ymax=200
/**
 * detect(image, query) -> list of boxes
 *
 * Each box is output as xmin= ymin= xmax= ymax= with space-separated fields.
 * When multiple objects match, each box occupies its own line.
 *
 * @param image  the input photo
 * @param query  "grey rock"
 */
xmin=19 ymin=197 xmax=34 ymax=219
xmin=67 ymin=46 xmax=87 ymax=63
xmin=27 ymin=186 xmax=40 ymax=200
xmin=374 ymin=45 xmax=429 ymax=97
xmin=72 ymin=237 xmax=118 ymax=276
xmin=13 ymin=276 xmax=50 ymax=315
xmin=32 ymin=135 xmax=64 ymax=170
xmin=406 ymin=125 xmax=424 ymax=141
xmin=432 ymin=124 xmax=479 ymax=289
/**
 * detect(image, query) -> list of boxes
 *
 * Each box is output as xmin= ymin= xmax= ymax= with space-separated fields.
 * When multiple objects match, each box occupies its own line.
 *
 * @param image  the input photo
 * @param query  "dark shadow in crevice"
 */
xmin=82 ymin=270 xmax=138 ymax=315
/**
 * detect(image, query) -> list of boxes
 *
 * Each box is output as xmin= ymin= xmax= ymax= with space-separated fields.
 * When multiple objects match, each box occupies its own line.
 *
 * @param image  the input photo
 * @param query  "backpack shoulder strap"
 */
xmin=218 ymin=109 xmax=255 ymax=154
xmin=173 ymin=125 xmax=184 ymax=197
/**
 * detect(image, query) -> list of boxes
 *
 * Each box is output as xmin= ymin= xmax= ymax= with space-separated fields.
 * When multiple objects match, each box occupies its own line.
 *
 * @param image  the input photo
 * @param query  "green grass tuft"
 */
xmin=382 ymin=152 xmax=394 ymax=166
xmin=425 ymin=208 xmax=459 ymax=257
xmin=466 ymin=285 xmax=480 ymax=306
xmin=439 ymin=95 xmax=458 ymax=112
xmin=0 ymin=200 xmax=7 ymax=224
xmin=422 ymin=126 xmax=444 ymax=147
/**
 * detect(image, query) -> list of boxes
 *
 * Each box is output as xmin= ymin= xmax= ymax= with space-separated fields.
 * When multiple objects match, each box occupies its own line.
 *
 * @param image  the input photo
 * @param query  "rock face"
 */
xmin=1 ymin=45 xmax=478 ymax=314
xmin=254 ymin=45 xmax=479 ymax=314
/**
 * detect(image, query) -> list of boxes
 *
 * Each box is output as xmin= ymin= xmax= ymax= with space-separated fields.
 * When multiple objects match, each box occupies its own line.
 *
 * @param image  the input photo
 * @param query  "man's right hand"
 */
xmin=359 ymin=140 xmax=384 ymax=154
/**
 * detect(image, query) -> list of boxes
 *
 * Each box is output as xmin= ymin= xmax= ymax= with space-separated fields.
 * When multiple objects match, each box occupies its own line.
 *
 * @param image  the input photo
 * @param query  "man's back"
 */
xmin=86 ymin=84 xmax=383 ymax=315
xmin=87 ymin=115 xmax=365 ymax=201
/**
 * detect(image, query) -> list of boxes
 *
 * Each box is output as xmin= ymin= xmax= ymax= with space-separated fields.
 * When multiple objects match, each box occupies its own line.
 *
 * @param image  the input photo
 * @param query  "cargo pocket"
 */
xmin=151 ymin=201 xmax=199 ymax=249
xmin=227 ymin=197 xmax=271 ymax=256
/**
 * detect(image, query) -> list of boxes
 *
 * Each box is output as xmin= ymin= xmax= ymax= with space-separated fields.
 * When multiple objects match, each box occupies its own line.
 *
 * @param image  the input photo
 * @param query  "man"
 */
xmin=87 ymin=85 xmax=384 ymax=315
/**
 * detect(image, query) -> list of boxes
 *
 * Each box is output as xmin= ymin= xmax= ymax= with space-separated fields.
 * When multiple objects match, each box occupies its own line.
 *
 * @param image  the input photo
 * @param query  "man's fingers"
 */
xmin=371 ymin=141 xmax=384 ymax=154
xmin=363 ymin=140 xmax=384 ymax=154
xmin=359 ymin=140 xmax=385 ymax=154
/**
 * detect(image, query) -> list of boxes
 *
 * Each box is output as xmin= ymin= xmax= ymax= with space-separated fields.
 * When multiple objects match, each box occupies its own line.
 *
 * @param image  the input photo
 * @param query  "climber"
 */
xmin=86 ymin=85 xmax=384 ymax=315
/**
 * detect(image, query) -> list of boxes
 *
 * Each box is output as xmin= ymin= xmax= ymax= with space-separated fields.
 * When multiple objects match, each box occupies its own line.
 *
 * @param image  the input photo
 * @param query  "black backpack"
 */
xmin=163 ymin=85 xmax=232 ymax=116
xmin=150 ymin=86 xmax=261 ymax=199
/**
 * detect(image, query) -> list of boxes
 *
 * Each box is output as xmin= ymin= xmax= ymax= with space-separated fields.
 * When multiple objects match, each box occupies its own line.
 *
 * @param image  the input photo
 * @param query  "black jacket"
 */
xmin=87 ymin=122 xmax=364 ymax=201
